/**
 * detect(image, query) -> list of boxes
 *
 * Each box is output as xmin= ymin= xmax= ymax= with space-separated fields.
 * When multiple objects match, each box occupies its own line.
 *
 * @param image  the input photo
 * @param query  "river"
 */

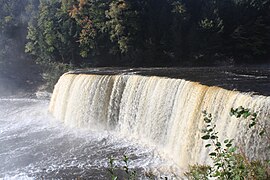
xmin=0 ymin=67 xmax=269 ymax=179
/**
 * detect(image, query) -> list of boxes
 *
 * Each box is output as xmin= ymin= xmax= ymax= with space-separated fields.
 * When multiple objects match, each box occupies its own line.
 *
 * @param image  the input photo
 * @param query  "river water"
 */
xmin=72 ymin=66 xmax=270 ymax=96
xmin=0 ymin=98 xmax=175 ymax=179
xmin=0 ymin=66 xmax=269 ymax=179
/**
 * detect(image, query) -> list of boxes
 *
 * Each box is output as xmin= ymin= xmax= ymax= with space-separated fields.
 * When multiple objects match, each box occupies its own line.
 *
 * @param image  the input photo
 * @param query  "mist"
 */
xmin=0 ymin=0 xmax=41 ymax=97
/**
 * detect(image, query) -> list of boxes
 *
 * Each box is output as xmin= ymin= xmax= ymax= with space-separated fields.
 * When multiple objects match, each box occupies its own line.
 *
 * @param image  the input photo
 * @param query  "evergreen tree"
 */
xmin=26 ymin=0 xmax=81 ymax=65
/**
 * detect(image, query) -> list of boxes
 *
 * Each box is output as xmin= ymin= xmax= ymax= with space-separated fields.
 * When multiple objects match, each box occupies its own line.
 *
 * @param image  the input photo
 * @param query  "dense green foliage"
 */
xmin=25 ymin=0 xmax=81 ymax=65
xmin=1 ymin=0 xmax=270 ymax=68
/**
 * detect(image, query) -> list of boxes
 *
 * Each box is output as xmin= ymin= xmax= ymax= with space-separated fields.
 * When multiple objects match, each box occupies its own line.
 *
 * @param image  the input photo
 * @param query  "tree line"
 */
xmin=1 ymin=0 xmax=270 ymax=68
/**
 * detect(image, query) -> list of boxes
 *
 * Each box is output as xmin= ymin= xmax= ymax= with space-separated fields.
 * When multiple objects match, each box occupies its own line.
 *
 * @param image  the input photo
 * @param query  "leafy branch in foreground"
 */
xmin=108 ymin=155 xmax=137 ymax=180
xmin=107 ymin=155 xmax=171 ymax=179
xmin=231 ymin=106 xmax=269 ymax=139
xmin=185 ymin=107 xmax=269 ymax=180
xmin=108 ymin=156 xmax=118 ymax=180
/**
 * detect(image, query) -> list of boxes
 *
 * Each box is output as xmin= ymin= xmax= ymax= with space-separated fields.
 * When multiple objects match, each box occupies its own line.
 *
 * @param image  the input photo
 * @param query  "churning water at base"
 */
xmin=0 ymin=98 xmax=174 ymax=179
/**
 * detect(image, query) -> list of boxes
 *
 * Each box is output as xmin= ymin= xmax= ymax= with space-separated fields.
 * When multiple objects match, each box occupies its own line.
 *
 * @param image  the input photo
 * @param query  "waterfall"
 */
xmin=49 ymin=73 xmax=270 ymax=172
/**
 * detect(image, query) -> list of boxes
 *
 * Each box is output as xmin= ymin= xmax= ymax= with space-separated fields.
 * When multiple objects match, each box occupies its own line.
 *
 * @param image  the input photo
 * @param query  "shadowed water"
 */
xmin=71 ymin=66 xmax=270 ymax=96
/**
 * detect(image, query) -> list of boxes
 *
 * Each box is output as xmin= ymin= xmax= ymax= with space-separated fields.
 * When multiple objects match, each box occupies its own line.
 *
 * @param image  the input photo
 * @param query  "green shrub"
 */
xmin=185 ymin=107 xmax=269 ymax=180
xmin=184 ymin=165 xmax=211 ymax=180
xmin=108 ymin=155 xmax=137 ymax=180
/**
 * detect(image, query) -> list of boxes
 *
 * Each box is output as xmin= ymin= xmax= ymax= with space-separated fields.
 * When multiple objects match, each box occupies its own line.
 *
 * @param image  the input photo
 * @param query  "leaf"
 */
xmin=253 ymin=112 xmax=257 ymax=118
xmin=216 ymin=142 xmax=221 ymax=147
xmin=248 ymin=122 xmax=256 ymax=128
xmin=228 ymin=147 xmax=237 ymax=153
xmin=204 ymin=118 xmax=211 ymax=123
xmin=226 ymin=143 xmax=232 ymax=147
xmin=123 ymin=155 xmax=128 ymax=163
xmin=213 ymin=171 xmax=221 ymax=177
xmin=243 ymin=112 xmax=251 ymax=118
xmin=209 ymin=152 xmax=217 ymax=156
xmin=224 ymin=139 xmax=229 ymax=143
xmin=205 ymin=144 xmax=211 ymax=147
xmin=202 ymin=135 xmax=210 ymax=140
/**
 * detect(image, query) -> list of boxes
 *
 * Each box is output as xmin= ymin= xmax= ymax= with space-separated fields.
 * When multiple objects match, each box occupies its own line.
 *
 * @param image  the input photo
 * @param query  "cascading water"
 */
xmin=49 ymin=73 xmax=270 ymax=175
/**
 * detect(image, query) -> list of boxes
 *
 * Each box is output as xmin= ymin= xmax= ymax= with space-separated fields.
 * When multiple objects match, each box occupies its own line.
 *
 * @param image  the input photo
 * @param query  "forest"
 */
xmin=0 ymin=0 xmax=269 ymax=70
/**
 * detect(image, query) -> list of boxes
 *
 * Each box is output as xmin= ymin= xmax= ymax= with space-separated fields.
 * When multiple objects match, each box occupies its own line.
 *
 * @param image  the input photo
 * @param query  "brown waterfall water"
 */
xmin=49 ymin=72 xmax=270 ymax=176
